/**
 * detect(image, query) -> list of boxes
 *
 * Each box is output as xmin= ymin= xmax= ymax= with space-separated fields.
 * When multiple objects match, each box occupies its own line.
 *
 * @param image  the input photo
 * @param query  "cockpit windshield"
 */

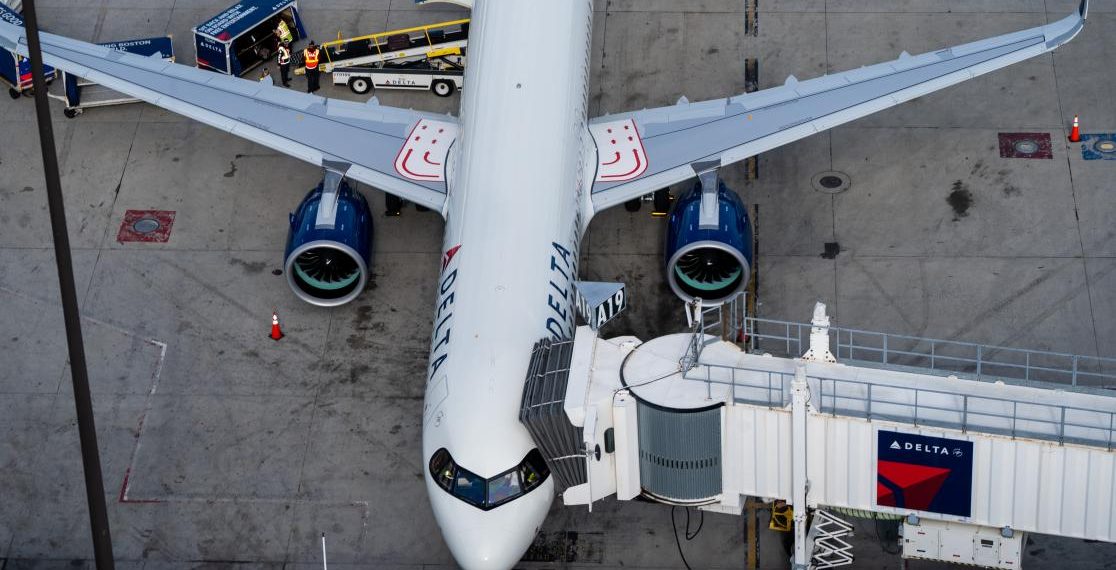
xmin=429 ymin=448 xmax=550 ymax=510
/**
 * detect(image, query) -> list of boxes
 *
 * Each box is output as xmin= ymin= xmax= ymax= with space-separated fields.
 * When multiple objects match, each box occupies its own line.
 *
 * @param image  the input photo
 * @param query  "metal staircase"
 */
xmin=807 ymin=510 xmax=855 ymax=569
xmin=680 ymin=293 xmax=748 ymax=372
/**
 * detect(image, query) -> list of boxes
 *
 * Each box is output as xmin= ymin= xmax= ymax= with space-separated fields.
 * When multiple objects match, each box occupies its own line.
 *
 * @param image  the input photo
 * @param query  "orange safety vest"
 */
xmin=304 ymin=48 xmax=319 ymax=69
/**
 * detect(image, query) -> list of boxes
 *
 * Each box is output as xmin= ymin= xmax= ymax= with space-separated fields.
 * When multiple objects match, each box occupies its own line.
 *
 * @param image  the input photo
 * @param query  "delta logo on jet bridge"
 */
xmin=876 ymin=429 xmax=973 ymax=518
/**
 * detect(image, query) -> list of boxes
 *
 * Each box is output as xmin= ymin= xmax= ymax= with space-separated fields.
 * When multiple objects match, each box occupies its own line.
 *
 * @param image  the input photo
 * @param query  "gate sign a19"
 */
xmin=574 ymin=281 xmax=626 ymax=330
xmin=876 ymin=429 xmax=973 ymax=518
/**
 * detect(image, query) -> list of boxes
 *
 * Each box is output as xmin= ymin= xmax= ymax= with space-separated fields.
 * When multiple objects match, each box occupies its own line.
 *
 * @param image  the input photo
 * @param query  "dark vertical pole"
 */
xmin=20 ymin=1 xmax=116 ymax=567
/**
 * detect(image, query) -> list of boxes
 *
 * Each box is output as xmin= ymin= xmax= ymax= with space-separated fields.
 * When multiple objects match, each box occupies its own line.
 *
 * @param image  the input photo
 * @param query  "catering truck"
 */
xmin=193 ymin=0 xmax=307 ymax=77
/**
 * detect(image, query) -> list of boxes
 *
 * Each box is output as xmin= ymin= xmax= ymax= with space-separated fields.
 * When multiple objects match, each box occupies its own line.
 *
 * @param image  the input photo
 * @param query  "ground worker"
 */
xmin=258 ymin=67 xmax=271 ymax=82
xmin=275 ymin=19 xmax=294 ymax=45
xmin=276 ymin=40 xmax=292 ymax=87
xmin=303 ymin=41 xmax=321 ymax=93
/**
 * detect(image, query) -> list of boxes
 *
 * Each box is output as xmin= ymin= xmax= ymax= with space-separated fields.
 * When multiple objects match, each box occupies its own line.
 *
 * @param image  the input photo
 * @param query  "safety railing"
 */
xmin=681 ymin=357 xmax=1116 ymax=450
xmin=814 ymin=375 xmax=1116 ymax=450
xmin=673 ymin=294 xmax=1116 ymax=449
xmin=680 ymin=294 xmax=748 ymax=373
xmin=744 ymin=316 xmax=1116 ymax=390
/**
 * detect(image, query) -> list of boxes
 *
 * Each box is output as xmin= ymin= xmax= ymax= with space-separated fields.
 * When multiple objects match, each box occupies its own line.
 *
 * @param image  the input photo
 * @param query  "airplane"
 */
xmin=0 ymin=0 xmax=1089 ymax=568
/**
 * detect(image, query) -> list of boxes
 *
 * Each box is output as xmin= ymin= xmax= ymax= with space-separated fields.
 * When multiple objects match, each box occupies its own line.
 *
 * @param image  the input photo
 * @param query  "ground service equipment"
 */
xmin=194 ymin=0 xmax=307 ymax=77
xmin=295 ymin=19 xmax=468 ymax=75
xmin=332 ymin=53 xmax=464 ymax=96
xmin=0 ymin=1 xmax=52 ymax=98
xmin=53 ymin=37 xmax=173 ymax=117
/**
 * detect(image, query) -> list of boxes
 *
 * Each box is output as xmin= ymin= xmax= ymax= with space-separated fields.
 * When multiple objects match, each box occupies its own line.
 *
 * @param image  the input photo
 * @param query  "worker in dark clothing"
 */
xmin=277 ymin=40 xmax=292 ymax=87
xmin=303 ymin=41 xmax=321 ymax=93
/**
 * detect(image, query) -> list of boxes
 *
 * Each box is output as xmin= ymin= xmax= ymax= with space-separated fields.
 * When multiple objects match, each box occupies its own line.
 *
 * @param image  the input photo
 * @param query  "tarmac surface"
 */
xmin=2 ymin=0 xmax=1116 ymax=568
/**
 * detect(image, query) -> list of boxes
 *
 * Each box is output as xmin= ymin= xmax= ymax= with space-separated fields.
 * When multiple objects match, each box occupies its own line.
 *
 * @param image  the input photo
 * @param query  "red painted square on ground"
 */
xmin=998 ymin=132 xmax=1053 ymax=159
xmin=117 ymin=210 xmax=176 ymax=243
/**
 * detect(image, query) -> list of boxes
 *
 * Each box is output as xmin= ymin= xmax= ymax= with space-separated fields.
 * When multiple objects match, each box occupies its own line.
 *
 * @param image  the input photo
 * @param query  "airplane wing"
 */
xmin=588 ymin=0 xmax=1088 ymax=213
xmin=0 ymin=20 xmax=455 ymax=213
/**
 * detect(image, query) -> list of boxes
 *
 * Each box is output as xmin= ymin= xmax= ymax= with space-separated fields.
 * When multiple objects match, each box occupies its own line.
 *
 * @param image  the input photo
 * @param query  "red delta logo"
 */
xmin=442 ymin=244 xmax=461 ymax=271
xmin=876 ymin=460 xmax=951 ymax=511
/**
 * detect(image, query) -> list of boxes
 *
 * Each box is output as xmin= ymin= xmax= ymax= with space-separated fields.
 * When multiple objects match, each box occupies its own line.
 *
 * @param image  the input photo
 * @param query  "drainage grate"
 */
xmin=811 ymin=171 xmax=851 ymax=194
xmin=117 ymin=210 xmax=176 ymax=243
xmin=998 ymin=132 xmax=1052 ymax=159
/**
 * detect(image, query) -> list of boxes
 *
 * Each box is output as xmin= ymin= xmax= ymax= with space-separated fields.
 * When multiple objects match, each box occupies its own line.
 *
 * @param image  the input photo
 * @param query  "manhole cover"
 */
xmin=1082 ymin=134 xmax=1116 ymax=160
xmin=998 ymin=132 xmax=1052 ymax=159
xmin=117 ymin=209 xmax=176 ymax=243
xmin=132 ymin=218 xmax=161 ymax=234
xmin=1013 ymin=139 xmax=1039 ymax=154
xmin=811 ymin=171 xmax=851 ymax=194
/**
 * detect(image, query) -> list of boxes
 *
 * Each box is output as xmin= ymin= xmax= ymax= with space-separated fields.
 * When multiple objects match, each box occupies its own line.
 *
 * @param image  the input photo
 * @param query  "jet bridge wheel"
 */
xmin=431 ymin=79 xmax=455 ymax=97
xmin=349 ymin=76 xmax=372 ymax=95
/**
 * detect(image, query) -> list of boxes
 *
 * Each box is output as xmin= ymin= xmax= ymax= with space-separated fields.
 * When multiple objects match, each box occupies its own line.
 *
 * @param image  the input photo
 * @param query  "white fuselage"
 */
xmin=421 ymin=1 xmax=595 ymax=568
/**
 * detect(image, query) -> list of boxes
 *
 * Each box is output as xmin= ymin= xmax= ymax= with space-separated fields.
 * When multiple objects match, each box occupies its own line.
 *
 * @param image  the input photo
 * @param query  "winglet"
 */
xmin=1080 ymin=0 xmax=1089 ymax=19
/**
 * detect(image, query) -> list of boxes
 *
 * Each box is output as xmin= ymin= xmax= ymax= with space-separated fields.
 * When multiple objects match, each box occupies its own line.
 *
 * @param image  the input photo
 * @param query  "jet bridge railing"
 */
xmin=745 ymin=316 xmax=1116 ymax=389
xmin=681 ymin=358 xmax=1116 ymax=450
xmin=680 ymin=293 xmax=749 ymax=373
xmin=814 ymin=375 xmax=1116 ymax=450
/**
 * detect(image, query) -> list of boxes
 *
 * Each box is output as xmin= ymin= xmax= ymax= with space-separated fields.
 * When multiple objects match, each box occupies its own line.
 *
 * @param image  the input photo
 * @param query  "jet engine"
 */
xmin=664 ymin=172 xmax=753 ymax=305
xmin=284 ymin=172 xmax=373 ymax=307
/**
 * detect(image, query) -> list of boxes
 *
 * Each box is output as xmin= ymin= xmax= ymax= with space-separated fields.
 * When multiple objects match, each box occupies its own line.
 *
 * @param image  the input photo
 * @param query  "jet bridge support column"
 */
xmin=791 ymin=361 xmax=810 ymax=570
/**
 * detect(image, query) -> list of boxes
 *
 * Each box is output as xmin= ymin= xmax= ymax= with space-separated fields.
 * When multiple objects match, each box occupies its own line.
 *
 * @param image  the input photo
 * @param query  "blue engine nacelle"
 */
xmin=284 ymin=177 xmax=373 ymax=307
xmin=664 ymin=179 xmax=753 ymax=305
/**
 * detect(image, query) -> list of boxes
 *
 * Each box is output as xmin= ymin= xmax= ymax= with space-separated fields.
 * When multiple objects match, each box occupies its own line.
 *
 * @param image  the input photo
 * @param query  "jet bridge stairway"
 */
xmin=521 ymin=295 xmax=1116 ymax=569
xmin=294 ymin=19 xmax=468 ymax=75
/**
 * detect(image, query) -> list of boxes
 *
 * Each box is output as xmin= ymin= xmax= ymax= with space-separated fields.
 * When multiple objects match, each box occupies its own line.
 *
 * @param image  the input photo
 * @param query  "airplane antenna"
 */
xmin=321 ymin=532 xmax=328 ymax=570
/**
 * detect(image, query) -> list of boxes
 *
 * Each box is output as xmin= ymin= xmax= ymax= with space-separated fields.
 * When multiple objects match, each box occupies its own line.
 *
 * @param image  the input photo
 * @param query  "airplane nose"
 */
xmin=445 ymin=536 xmax=526 ymax=570
xmin=429 ymin=476 xmax=554 ymax=570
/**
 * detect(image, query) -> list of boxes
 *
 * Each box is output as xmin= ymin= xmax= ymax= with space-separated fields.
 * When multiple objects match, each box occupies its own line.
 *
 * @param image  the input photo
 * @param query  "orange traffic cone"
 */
xmin=269 ymin=311 xmax=284 ymax=341
xmin=1069 ymin=115 xmax=1081 ymax=142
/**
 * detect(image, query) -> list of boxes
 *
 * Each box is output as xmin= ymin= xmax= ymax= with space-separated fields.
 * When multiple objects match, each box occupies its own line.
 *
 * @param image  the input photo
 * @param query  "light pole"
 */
xmin=19 ymin=1 xmax=116 ymax=566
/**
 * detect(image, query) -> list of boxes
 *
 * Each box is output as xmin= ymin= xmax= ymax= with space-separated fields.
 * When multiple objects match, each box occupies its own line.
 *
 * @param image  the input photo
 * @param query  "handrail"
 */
xmin=321 ymin=18 xmax=470 ymax=51
xmin=814 ymin=375 xmax=1116 ymax=449
xmin=670 ymin=292 xmax=1116 ymax=449
xmin=682 ymin=357 xmax=1116 ymax=450
xmin=745 ymin=314 xmax=1116 ymax=389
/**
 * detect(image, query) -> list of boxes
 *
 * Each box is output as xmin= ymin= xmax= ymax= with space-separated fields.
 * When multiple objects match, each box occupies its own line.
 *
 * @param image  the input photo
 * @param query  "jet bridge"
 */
xmin=521 ymin=296 xmax=1116 ymax=569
